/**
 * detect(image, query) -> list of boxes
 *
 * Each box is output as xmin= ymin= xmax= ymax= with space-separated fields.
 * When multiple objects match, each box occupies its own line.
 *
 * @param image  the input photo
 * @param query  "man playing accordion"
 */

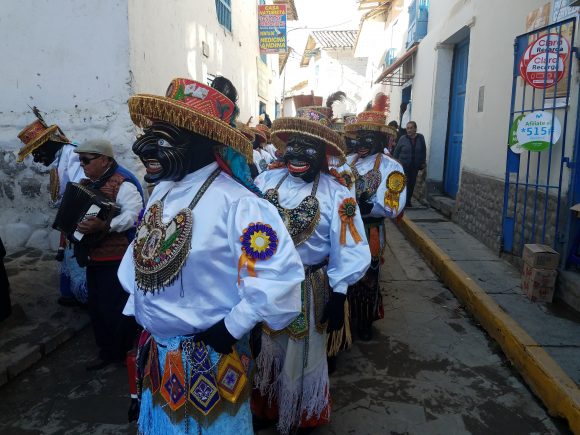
xmin=72 ymin=139 xmax=144 ymax=371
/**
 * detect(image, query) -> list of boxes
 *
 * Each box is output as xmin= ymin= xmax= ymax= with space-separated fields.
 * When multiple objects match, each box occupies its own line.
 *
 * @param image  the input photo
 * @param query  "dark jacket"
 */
xmin=393 ymin=133 xmax=427 ymax=170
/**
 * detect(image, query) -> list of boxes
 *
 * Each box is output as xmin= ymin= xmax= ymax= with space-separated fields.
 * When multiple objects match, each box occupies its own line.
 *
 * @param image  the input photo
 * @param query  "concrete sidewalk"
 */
xmin=399 ymin=206 xmax=580 ymax=433
xmin=0 ymin=247 xmax=90 ymax=387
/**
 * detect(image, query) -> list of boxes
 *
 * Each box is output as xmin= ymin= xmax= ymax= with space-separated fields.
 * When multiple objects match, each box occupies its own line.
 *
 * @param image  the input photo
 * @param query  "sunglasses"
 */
xmin=79 ymin=155 xmax=101 ymax=165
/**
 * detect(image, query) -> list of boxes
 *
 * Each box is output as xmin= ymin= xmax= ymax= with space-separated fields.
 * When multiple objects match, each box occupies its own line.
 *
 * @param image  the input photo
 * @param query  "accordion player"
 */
xmin=53 ymin=181 xmax=121 ymax=247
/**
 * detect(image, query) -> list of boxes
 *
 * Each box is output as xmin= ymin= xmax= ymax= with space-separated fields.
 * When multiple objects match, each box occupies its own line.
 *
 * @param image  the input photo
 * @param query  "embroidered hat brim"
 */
xmin=270 ymin=117 xmax=346 ymax=166
xmin=344 ymin=122 xmax=397 ymax=138
xmin=128 ymin=94 xmax=253 ymax=162
xmin=16 ymin=125 xmax=68 ymax=163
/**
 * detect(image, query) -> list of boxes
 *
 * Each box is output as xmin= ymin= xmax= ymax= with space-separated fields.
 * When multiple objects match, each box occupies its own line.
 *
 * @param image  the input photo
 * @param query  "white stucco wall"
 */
xmin=128 ymin=0 xmax=280 ymax=124
xmin=410 ymin=0 xmax=563 ymax=184
xmin=0 ymin=0 xmax=139 ymax=250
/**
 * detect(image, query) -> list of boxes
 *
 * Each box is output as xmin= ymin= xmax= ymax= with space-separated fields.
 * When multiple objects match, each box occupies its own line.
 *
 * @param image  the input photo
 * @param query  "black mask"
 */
xmin=132 ymin=121 xmax=216 ymax=183
xmin=355 ymin=130 xmax=384 ymax=158
xmin=253 ymin=137 xmax=261 ymax=150
xmin=283 ymin=135 xmax=325 ymax=183
xmin=32 ymin=141 xmax=64 ymax=166
xmin=345 ymin=137 xmax=358 ymax=155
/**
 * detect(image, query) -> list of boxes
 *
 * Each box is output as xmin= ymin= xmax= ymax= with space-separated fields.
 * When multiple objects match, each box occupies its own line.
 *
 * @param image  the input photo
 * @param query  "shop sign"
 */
xmin=519 ymin=33 xmax=570 ymax=89
xmin=513 ymin=111 xmax=561 ymax=153
xmin=258 ymin=4 xmax=287 ymax=54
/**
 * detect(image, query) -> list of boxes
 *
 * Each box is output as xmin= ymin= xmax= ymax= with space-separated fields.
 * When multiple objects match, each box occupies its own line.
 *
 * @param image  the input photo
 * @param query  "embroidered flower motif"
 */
xmin=240 ymin=222 xmax=278 ymax=260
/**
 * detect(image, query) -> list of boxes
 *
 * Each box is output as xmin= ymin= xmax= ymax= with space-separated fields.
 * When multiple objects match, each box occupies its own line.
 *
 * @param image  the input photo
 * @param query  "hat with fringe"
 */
xmin=128 ymin=78 xmax=252 ymax=161
xmin=252 ymin=126 xmax=268 ymax=145
xmin=255 ymin=123 xmax=271 ymax=142
xmin=236 ymin=122 xmax=256 ymax=142
xmin=17 ymin=107 xmax=70 ymax=163
xmin=271 ymin=106 xmax=346 ymax=165
xmin=344 ymin=93 xmax=397 ymax=139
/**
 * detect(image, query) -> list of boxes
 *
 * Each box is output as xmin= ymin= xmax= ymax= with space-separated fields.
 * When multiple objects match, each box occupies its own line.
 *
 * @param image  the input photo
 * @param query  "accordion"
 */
xmin=52 ymin=182 xmax=121 ymax=245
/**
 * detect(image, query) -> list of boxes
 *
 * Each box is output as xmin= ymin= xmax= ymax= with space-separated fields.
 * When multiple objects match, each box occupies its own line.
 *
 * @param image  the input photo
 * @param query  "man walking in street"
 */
xmin=393 ymin=121 xmax=426 ymax=207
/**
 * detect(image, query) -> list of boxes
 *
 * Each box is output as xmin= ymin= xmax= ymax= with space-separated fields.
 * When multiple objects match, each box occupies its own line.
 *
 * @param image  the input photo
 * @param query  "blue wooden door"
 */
xmin=444 ymin=38 xmax=470 ymax=198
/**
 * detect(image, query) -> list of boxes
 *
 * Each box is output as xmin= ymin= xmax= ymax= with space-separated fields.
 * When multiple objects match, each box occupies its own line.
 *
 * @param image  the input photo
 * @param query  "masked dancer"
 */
xmin=118 ymin=77 xmax=304 ymax=435
xmin=252 ymin=105 xmax=370 ymax=434
xmin=16 ymin=108 xmax=86 ymax=306
xmin=344 ymin=94 xmax=407 ymax=341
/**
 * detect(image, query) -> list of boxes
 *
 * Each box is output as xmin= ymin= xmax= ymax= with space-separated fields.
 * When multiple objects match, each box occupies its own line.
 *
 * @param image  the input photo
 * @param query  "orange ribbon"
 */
xmin=237 ymin=252 xmax=257 ymax=285
xmin=338 ymin=198 xmax=363 ymax=246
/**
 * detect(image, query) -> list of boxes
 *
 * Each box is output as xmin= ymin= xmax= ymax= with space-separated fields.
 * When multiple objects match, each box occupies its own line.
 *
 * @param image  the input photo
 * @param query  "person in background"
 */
xmin=393 ymin=121 xmax=426 ymax=208
xmin=16 ymin=108 xmax=86 ymax=307
xmin=387 ymin=120 xmax=399 ymax=155
xmin=74 ymin=139 xmax=144 ymax=370
xmin=0 ymin=236 xmax=11 ymax=322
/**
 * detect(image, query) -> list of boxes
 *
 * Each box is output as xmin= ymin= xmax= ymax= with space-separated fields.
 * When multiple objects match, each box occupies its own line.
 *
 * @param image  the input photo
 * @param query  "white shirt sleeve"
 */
xmin=223 ymin=196 xmax=304 ymax=339
xmin=109 ymin=182 xmax=143 ymax=233
xmin=327 ymin=187 xmax=371 ymax=294
xmin=369 ymin=157 xmax=407 ymax=219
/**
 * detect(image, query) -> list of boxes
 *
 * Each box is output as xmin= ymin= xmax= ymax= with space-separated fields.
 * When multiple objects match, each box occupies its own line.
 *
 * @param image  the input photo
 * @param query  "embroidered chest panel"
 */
xmin=264 ymin=187 xmax=320 ymax=247
xmin=133 ymin=201 xmax=193 ymax=293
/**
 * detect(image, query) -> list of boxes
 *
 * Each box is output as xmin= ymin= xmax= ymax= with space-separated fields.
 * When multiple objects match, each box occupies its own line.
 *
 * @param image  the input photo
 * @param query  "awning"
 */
xmin=375 ymin=45 xmax=418 ymax=85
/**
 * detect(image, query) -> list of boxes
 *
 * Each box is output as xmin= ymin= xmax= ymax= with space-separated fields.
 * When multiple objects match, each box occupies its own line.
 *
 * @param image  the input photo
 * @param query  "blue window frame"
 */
xmin=215 ymin=0 xmax=232 ymax=32
xmin=406 ymin=0 xmax=429 ymax=48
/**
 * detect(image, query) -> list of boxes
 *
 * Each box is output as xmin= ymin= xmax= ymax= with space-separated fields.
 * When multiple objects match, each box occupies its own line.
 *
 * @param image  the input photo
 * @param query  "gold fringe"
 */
xmin=327 ymin=299 xmax=352 ymax=357
xmin=17 ymin=125 xmax=58 ymax=162
xmin=270 ymin=117 xmax=346 ymax=166
xmin=344 ymin=123 xmax=397 ymax=139
xmin=128 ymin=95 xmax=253 ymax=162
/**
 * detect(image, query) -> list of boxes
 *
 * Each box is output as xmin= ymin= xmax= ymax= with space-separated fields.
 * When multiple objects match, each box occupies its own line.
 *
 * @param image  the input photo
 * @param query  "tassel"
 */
xmin=327 ymin=299 xmax=352 ymax=356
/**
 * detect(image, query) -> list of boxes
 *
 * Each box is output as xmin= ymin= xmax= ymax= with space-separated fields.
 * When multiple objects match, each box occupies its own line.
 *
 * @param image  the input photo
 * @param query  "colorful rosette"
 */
xmin=238 ymin=222 xmax=278 ymax=283
xmin=338 ymin=198 xmax=363 ymax=246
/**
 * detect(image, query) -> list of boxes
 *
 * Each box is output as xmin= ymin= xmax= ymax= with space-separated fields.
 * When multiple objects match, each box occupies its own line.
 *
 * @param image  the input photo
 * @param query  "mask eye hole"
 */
xmin=305 ymin=148 xmax=316 ymax=156
xmin=157 ymin=138 xmax=170 ymax=147
xmin=286 ymin=145 xmax=294 ymax=153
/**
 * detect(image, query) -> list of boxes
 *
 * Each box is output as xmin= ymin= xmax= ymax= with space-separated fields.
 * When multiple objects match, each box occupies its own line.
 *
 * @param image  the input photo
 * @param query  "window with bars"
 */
xmin=215 ymin=0 xmax=232 ymax=32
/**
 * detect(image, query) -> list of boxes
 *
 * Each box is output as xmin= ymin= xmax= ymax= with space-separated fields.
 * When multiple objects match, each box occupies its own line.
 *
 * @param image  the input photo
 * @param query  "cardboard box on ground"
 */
xmin=521 ymin=244 xmax=560 ymax=303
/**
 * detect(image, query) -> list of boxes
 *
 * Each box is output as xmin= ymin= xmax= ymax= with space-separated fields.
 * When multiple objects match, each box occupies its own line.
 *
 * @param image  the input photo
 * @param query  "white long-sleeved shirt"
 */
xmin=255 ymin=168 xmax=370 ymax=294
xmin=109 ymin=182 xmax=143 ymax=233
xmin=51 ymin=144 xmax=84 ymax=199
xmin=264 ymin=143 xmax=278 ymax=160
xmin=347 ymin=153 xmax=407 ymax=219
xmin=118 ymin=162 xmax=304 ymax=340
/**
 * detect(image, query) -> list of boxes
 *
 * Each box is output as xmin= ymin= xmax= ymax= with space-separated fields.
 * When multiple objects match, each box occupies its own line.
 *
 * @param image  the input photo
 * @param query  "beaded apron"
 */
xmin=351 ymin=153 xmax=383 ymax=199
xmin=263 ymin=172 xmax=320 ymax=247
xmin=263 ymin=265 xmax=330 ymax=340
xmin=138 ymin=332 xmax=253 ymax=428
xmin=133 ymin=168 xmax=221 ymax=294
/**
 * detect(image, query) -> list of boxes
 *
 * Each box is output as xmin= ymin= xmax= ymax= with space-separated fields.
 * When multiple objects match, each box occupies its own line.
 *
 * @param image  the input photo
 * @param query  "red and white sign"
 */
xmin=519 ymin=33 xmax=570 ymax=89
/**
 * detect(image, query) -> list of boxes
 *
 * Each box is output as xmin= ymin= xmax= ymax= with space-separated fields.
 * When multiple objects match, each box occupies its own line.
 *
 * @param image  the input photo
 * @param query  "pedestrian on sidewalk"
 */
xmin=16 ymin=108 xmax=87 ymax=307
xmin=393 ymin=121 xmax=426 ymax=207
xmin=73 ymin=139 xmax=144 ymax=371
xmin=344 ymin=94 xmax=407 ymax=341
xmin=0 ymin=236 xmax=11 ymax=322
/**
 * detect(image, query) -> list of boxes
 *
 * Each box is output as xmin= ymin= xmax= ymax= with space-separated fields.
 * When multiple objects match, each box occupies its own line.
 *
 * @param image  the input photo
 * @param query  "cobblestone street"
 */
xmin=0 ymin=219 xmax=569 ymax=434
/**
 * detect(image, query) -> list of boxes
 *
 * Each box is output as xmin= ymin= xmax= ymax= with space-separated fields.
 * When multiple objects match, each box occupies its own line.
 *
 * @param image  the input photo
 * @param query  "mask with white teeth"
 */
xmin=283 ymin=135 xmax=325 ymax=183
xmin=355 ymin=130 xmax=384 ymax=158
xmin=132 ymin=121 xmax=217 ymax=183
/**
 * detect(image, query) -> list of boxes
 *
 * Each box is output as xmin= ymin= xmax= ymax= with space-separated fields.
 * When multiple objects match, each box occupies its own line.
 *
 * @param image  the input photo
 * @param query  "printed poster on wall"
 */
xmin=258 ymin=4 xmax=287 ymax=54
xmin=511 ymin=110 xmax=562 ymax=153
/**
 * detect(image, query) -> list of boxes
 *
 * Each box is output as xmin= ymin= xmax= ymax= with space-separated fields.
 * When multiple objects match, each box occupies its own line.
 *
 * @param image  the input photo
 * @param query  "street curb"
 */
xmin=398 ymin=216 xmax=580 ymax=433
xmin=0 ymin=318 xmax=90 ymax=388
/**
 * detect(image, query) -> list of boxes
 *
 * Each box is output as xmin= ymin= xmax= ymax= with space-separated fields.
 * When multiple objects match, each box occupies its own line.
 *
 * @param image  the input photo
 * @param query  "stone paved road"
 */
xmin=0 ymin=221 xmax=570 ymax=434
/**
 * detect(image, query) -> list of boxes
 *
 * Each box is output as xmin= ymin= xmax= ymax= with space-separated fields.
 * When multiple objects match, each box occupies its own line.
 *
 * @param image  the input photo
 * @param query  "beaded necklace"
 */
xmin=133 ymin=168 xmax=221 ymax=294
xmin=350 ymin=153 xmax=383 ymax=199
xmin=264 ymin=172 xmax=320 ymax=247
